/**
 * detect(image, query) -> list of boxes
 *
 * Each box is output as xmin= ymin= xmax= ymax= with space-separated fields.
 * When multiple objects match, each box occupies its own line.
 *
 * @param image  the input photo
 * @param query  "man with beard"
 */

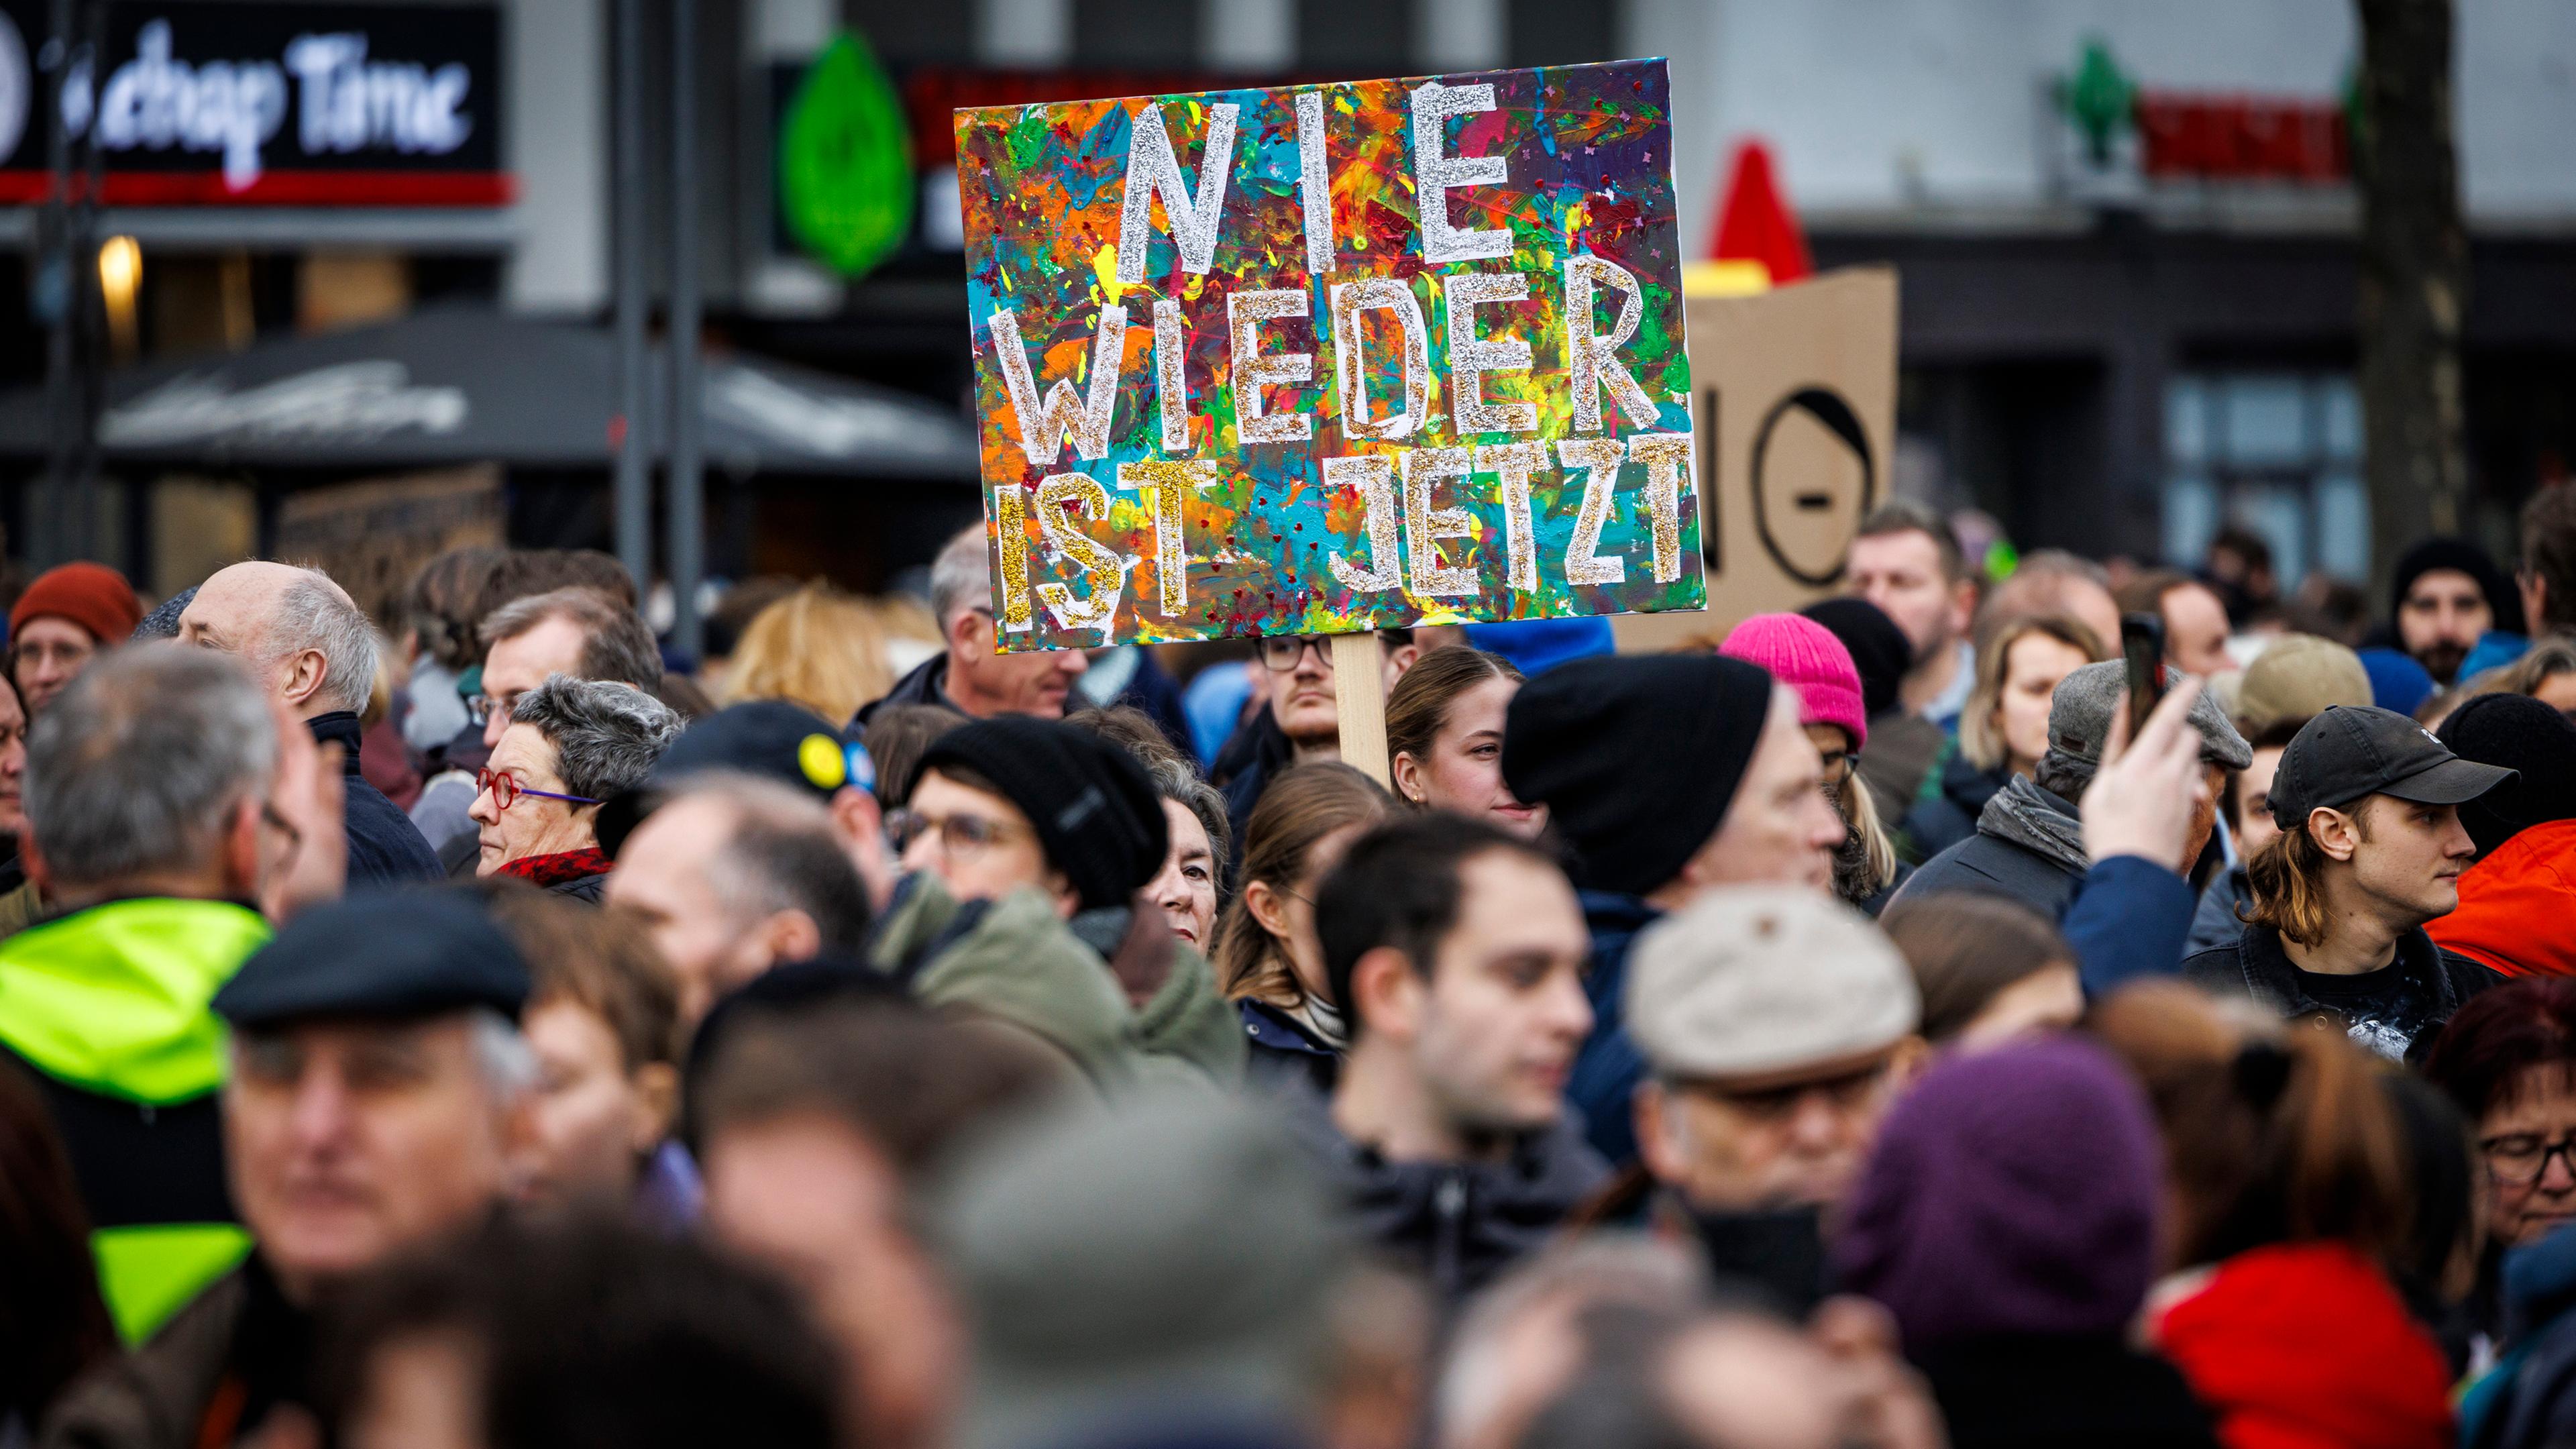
xmin=2386 ymin=537 xmax=2524 ymax=686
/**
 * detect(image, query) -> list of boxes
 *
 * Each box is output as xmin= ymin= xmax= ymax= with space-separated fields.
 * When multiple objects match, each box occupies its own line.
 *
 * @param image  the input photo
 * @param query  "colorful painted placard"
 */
xmin=954 ymin=58 xmax=1700 ymax=651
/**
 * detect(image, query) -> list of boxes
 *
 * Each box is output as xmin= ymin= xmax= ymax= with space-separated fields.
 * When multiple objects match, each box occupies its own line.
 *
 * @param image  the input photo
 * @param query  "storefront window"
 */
xmin=2161 ymin=370 xmax=2366 ymax=588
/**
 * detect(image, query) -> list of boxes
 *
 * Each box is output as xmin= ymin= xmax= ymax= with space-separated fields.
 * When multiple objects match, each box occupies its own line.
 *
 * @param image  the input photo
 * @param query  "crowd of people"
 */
xmin=5 ymin=482 xmax=2576 ymax=1449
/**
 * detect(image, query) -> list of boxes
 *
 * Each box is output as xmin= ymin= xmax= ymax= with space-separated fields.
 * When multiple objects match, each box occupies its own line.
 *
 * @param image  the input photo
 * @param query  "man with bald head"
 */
xmin=180 ymin=560 xmax=442 ymax=885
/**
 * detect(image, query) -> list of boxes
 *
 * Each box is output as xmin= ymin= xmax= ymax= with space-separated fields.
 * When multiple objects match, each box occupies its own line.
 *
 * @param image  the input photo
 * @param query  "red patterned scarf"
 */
xmin=497 ymin=848 xmax=612 ymax=889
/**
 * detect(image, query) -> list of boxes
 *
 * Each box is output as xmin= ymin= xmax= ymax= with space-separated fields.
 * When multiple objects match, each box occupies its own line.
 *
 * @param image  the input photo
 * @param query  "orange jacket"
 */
xmin=2430 ymin=818 xmax=2576 ymax=977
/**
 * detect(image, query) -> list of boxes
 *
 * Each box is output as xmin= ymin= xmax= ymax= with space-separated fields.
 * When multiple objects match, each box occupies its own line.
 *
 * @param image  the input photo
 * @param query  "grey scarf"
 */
xmin=1976 ymin=773 xmax=2090 ymax=875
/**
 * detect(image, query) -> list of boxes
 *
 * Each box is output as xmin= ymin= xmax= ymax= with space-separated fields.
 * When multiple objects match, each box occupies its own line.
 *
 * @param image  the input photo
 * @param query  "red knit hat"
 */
xmin=11 ymin=561 xmax=142 ymax=645
xmin=1719 ymin=612 xmax=1870 ymax=751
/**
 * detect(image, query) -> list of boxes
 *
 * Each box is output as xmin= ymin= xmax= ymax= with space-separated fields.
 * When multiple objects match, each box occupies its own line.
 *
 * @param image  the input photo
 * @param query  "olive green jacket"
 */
xmin=870 ymin=876 xmax=1243 ymax=1090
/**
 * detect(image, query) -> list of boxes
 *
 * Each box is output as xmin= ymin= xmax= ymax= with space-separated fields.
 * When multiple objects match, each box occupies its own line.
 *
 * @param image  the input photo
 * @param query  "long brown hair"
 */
xmin=2091 ymin=981 xmax=2408 ymax=1271
xmin=1384 ymin=647 xmax=1521 ymax=804
xmin=2243 ymin=803 xmax=2359 ymax=949
xmin=1212 ymin=762 xmax=1391 ymax=1010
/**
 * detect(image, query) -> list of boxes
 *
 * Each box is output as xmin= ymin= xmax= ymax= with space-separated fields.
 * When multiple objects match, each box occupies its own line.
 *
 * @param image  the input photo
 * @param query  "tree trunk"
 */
xmin=2354 ymin=0 xmax=2471 ymax=596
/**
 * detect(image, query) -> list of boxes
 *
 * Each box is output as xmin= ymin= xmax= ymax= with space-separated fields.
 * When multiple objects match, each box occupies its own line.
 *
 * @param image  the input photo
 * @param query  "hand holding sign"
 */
xmin=954 ymin=59 xmax=1702 ymax=651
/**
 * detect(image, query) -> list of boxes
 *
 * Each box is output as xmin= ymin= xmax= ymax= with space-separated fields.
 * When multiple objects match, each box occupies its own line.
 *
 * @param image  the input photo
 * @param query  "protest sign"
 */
xmin=1611 ymin=266 xmax=1898 ymax=651
xmin=954 ymin=59 xmax=1701 ymax=654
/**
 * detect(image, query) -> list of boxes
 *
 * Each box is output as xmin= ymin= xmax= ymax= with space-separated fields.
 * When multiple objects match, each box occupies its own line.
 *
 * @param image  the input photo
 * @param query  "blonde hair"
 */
xmin=1959 ymin=612 xmax=2106 ymax=773
xmin=721 ymin=584 xmax=935 ymax=723
xmin=1840 ymin=757 xmax=1900 ymax=894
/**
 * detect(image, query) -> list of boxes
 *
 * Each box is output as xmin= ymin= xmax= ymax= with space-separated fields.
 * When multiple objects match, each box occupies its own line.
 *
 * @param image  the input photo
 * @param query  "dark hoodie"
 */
xmin=1284 ymin=1087 xmax=1607 ymax=1303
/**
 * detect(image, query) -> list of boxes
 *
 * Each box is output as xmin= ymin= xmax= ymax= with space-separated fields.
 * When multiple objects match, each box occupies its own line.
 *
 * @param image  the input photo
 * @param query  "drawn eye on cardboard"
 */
xmin=1749 ymin=385 xmax=1875 ymax=588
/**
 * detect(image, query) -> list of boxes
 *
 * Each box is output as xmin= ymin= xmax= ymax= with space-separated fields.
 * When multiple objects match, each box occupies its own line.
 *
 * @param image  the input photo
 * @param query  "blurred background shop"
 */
xmin=2 ymin=0 xmax=2572 ymax=628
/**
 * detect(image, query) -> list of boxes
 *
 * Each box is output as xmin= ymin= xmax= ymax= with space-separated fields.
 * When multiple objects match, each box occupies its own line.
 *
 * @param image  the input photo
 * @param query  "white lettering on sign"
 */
xmin=53 ymin=18 xmax=478 ymax=192
xmin=283 ymin=33 xmax=474 ymax=158
xmin=103 ymin=362 xmax=468 ymax=445
xmin=91 ymin=21 xmax=286 ymax=190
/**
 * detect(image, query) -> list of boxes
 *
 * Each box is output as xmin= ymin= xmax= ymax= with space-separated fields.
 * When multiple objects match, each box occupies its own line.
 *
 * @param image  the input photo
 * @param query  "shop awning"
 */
xmin=0 ymin=307 xmax=979 ymax=478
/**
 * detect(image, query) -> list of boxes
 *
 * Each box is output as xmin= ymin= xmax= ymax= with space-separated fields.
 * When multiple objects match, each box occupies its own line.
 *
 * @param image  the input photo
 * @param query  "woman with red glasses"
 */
xmin=468 ymin=674 xmax=682 ymax=901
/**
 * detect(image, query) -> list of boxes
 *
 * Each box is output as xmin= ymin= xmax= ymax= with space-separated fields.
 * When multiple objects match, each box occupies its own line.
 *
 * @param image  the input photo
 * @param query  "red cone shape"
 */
xmin=1708 ymin=140 xmax=1812 ymax=284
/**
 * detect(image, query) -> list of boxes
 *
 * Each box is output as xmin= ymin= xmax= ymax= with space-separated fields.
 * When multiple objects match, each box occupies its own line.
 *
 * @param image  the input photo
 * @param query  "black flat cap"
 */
xmin=213 ymin=889 xmax=531 ymax=1029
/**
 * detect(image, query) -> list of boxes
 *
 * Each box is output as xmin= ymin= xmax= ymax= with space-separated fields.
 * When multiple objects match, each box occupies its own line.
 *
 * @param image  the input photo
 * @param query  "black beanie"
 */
xmin=1501 ymin=654 xmax=1777 ymax=896
xmin=1801 ymin=596 xmax=1911 ymax=721
xmin=2436 ymin=692 xmax=2576 ymax=855
xmin=2391 ymin=537 xmax=2526 ymax=637
xmin=916 ymin=716 xmax=1168 ymax=912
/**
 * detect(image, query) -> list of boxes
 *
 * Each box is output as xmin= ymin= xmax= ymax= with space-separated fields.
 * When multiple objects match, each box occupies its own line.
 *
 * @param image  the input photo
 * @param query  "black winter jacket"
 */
xmin=2181 ymin=920 xmax=2500 ymax=1063
xmin=309 ymin=713 xmax=441 ymax=888
xmin=1285 ymin=1086 xmax=1606 ymax=1303
xmin=1888 ymin=782 xmax=2087 ymax=921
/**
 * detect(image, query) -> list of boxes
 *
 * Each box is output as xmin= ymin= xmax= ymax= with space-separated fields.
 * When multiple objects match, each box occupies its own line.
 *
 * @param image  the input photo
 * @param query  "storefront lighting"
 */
xmin=99 ymin=235 xmax=142 ymax=361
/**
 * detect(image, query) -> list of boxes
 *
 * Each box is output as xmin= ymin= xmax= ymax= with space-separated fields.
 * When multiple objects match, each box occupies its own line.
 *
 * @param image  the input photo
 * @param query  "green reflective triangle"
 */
xmin=93 ymin=1222 xmax=252 ymax=1346
xmin=780 ymin=30 xmax=915 ymax=278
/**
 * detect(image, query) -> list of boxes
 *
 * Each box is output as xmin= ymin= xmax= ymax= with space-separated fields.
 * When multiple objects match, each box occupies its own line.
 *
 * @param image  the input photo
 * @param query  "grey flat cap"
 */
xmin=1627 ymin=888 xmax=1920 ymax=1084
xmin=2047 ymin=661 xmax=2253 ymax=771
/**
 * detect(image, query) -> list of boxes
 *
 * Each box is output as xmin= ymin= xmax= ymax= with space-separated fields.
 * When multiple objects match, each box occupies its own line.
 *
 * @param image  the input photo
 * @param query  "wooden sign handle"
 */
xmin=1331 ymin=632 xmax=1391 ymax=789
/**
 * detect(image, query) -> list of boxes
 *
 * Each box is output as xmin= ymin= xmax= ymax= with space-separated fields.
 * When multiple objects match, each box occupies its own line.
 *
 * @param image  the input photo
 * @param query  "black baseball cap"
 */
xmin=2267 ymin=704 xmax=2516 ymax=828
xmin=597 ymin=700 xmax=875 ymax=859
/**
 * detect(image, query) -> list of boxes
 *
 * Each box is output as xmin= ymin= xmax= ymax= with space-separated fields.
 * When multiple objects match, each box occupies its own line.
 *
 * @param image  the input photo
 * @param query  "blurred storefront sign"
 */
xmin=775 ymin=30 xmax=910 ymax=279
xmin=2049 ymin=37 xmax=2351 ymax=201
xmin=0 ymin=1 xmax=506 ymax=206
xmin=2134 ymin=94 xmax=2349 ymax=184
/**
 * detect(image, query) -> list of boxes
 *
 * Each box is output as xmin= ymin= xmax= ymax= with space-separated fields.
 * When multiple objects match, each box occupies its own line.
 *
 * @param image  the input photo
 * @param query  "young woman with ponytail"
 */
xmin=2092 ymin=981 xmax=2459 ymax=1449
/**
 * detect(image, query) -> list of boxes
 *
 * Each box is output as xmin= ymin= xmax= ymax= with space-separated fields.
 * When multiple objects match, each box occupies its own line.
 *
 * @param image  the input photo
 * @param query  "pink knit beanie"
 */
xmin=1719 ymin=612 xmax=1870 ymax=750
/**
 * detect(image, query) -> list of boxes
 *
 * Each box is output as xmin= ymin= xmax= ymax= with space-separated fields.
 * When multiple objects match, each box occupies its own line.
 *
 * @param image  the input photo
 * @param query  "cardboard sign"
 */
xmin=1611 ymin=266 xmax=1898 ymax=651
xmin=954 ymin=59 xmax=1701 ymax=651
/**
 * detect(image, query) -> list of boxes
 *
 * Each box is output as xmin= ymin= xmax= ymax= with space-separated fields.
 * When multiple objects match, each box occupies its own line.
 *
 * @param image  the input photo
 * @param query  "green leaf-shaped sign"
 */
xmin=780 ymin=31 xmax=913 ymax=278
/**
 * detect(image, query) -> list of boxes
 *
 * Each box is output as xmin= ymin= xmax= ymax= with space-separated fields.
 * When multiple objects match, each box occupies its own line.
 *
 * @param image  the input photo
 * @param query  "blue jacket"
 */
xmin=2464 ymin=1224 xmax=2576 ymax=1449
xmin=1569 ymin=891 xmax=1663 ymax=1166
xmin=1238 ymin=998 xmax=1337 ymax=1097
xmin=2061 ymin=855 xmax=2200 ymax=998
xmin=311 ymin=712 xmax=441 ymax=888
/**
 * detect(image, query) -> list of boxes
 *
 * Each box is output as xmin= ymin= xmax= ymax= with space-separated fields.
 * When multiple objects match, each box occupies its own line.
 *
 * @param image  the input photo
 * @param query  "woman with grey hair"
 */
xmin=468 ymin=674 xmax=682 ymax=900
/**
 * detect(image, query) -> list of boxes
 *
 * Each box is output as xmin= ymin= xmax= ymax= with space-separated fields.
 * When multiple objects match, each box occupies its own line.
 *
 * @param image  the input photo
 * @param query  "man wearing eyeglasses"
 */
xmin=859 ymin=525 xmax=1093 ymax=727
xmin=6 ymin=560 xmax=140 ymax=715
xmin=876 ymin=715 xmax=1242 ymax=1086
xmin=0 ymin=645 xmax=345 ymax=1346
xmin=1218 ymin=629 xmax=1419 ymax=846
xmin=1625 ymin=888 xmax=1926 ymax=1314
